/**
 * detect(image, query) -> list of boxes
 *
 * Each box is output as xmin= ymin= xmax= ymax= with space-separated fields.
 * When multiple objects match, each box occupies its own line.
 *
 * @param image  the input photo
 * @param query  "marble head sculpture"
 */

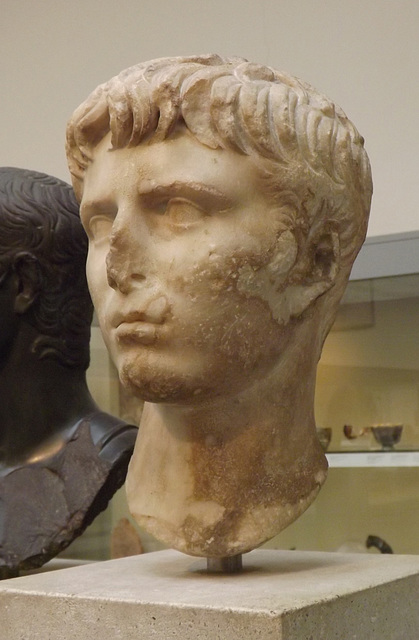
xmin=66 ymin=55 xmax=372 ymax=559
xmin=0 ymin=167 xmax=137 ymax=577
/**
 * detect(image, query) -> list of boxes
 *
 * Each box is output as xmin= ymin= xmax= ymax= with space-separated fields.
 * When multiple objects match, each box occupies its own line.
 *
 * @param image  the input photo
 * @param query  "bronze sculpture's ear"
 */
xmin=12 ymin=252 xmax=42 ymax=315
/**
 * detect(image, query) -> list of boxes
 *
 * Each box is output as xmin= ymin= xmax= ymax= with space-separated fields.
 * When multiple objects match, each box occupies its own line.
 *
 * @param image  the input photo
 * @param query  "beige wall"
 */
xmin=1 ymin=0 xmax=418 ymax=237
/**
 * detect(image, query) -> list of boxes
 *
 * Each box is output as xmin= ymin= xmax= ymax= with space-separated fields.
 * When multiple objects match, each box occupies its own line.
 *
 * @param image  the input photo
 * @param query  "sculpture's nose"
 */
xmin=106 ymin=245 xmax=147 ymax=294
xmin=105 ymin=213 xmax=148 ymax=294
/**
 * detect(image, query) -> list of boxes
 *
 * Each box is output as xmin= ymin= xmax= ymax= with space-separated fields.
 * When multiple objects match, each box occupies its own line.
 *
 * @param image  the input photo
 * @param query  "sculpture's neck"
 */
xmin=0 ymin=325 xmax=97 ymax=467
xmin=126 ymin=351 xmax=328 ymax=558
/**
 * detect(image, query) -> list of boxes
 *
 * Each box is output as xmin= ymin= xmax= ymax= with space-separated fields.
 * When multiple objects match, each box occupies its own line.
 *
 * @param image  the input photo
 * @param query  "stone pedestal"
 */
xmin=1 ymin=549 xmax=419 ymax=639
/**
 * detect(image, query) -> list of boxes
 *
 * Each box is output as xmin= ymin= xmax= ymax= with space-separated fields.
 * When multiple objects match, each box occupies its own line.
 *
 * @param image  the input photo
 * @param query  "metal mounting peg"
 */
xmin=206 ymin=554 xmax=243 ymax=573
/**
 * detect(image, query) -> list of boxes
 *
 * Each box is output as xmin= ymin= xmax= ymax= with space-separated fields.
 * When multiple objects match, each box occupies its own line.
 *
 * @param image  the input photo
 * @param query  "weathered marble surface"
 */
xmin=66 ymin=55 xmax=372 ymax=557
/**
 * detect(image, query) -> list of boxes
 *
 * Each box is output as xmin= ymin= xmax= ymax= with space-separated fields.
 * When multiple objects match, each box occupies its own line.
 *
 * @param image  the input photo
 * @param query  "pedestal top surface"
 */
xmin=1 ymin=549 xmax=419 ymax=614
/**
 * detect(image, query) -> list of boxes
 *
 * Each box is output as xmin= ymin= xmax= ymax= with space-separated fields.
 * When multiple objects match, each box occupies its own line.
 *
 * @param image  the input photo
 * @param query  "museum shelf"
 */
xmin=326 ymin=451 xmax=419 ymax=468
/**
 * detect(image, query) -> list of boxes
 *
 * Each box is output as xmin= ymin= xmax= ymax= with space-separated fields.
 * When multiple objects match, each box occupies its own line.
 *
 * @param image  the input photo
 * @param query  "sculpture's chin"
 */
xmin=118 ymin=357 xmax=226 ymax=405
xmin=115 ymin=343 xmax=275 ymax=405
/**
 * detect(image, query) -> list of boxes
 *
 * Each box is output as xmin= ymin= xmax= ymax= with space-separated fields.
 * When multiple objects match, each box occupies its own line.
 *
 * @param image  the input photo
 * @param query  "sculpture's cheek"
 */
xmin=236 ymin=229 xmax=299 ymax=325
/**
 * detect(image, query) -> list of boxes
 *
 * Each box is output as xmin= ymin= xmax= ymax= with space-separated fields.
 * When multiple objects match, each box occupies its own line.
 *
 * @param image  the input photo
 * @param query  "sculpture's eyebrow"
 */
xmin=137 ymin=181 xmax=235 ymax=210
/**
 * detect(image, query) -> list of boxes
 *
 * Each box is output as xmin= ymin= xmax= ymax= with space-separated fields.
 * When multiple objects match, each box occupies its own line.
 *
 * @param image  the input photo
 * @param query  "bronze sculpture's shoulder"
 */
xmin=0 ymin=413 xmax=137 ymax=577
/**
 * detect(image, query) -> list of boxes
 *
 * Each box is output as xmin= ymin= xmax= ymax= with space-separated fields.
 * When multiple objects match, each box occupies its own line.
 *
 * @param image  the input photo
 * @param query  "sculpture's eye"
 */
xmin=165 ymin=198 xmax=206 ymax=229
xmin=88 ymin=215 xmax=113 ymax=244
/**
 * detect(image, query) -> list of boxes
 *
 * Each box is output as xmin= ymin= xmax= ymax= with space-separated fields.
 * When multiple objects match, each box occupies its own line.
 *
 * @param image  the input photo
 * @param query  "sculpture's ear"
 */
xmin=304 ymin=226 xmax=340 ymax=288
xmin=283 ymin=226 xmax=340 ymax=320
xmin=12 ymin=253 xmax=42 ymax=315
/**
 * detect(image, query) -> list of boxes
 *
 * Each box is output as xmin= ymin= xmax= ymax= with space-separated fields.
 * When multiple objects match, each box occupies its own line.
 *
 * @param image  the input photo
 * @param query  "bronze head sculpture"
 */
xmin=0 ymin=167 xmax=137 ymax=577
xmin=66 ymin=55 xmax=372 ymax=559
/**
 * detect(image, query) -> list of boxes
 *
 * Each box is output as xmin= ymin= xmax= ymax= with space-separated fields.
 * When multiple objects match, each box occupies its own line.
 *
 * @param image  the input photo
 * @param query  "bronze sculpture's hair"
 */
xmin=66 ymin=54 xmax=372 ymax=272
xmin=0 ymin=167 xmax=93 ymax=369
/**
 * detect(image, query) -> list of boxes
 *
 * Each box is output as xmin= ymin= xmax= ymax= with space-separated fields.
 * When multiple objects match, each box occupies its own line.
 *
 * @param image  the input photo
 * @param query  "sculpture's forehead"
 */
xmin=81 ymin=130 xmax=271 ymax=207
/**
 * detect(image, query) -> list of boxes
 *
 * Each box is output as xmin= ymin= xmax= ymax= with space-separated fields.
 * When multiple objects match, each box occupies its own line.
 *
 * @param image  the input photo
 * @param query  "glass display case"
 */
xmin=62 ymin=231 xmax=419 ymax=560
xmin=268 ymin=232 xmax=419 ymax=556
xmin=317 ymin=271 xmax=419 ymax=455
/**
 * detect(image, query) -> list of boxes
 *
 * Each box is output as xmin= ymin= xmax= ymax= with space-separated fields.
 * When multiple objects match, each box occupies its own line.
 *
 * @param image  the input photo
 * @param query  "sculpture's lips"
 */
xmin=111 ymin=295 xmax=170 ymax=346
xmin=115 ymin=321 xmax=158 ymax=346
xmin=112 ymin=295 xmax=169 ymax=327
